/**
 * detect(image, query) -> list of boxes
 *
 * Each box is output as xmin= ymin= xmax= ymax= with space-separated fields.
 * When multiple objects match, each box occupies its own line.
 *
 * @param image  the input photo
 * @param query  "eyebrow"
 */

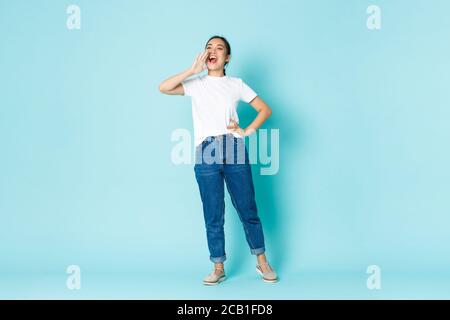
xmin=206 ymin=44 xmax=224 ymax=47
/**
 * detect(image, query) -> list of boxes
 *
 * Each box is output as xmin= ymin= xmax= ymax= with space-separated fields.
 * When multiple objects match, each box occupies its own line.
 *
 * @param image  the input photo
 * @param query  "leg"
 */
xmin=223 ymin=139 xmax=266 ymax=256
xmin=194 ymin=146 xmax=227 ymax=264
xmin=223 ymin=136 xmax=278 ymax=283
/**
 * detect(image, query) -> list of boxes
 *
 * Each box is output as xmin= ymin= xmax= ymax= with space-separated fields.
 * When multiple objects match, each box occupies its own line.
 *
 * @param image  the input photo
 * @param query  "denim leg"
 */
xmin=194 ymin=140 xmax=227 ymax=263
xmin=223 ymin=138 xmax=266 ymax=256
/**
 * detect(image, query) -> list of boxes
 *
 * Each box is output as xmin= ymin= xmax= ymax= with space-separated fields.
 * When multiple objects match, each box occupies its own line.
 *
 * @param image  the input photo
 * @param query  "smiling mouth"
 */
xmin=208 ymin=56 xmax=217 ymax=64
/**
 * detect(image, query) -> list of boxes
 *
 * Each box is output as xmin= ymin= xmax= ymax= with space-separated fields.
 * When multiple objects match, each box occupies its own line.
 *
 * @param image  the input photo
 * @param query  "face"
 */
xmin=205 ymin=38 xmax=230 ymax=72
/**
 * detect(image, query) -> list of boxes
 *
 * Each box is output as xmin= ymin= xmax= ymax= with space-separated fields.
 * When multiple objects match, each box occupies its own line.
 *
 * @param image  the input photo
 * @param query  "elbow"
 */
xmin=158 ymin=81 xmax=170 ymax=94
xmin=266 ymin=107 xmax=272 ymax=117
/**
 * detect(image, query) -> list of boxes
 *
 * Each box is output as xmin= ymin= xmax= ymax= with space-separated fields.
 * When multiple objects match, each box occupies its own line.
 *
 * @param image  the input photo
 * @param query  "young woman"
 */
xmin=159 ymin=35 xmax=278 ymax=285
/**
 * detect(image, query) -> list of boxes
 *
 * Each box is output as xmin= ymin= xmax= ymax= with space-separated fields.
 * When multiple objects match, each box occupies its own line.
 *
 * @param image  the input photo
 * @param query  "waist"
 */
xmin=203 ymin=133 xmax=236 ymax=143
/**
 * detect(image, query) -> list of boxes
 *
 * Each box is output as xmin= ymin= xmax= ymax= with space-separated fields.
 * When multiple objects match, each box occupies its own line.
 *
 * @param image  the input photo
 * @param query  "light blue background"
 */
xmin=1 ymin=0 xmax=450 ymax=299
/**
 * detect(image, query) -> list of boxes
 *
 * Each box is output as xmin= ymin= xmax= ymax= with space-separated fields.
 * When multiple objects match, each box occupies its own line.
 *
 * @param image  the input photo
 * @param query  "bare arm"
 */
xmin=158 ymin=68 xmax=193 ymax=95
xmin=227 ymin=96 xmax=273 ymax=136
xmin=158 ymin=51 xmax=209 ymax=95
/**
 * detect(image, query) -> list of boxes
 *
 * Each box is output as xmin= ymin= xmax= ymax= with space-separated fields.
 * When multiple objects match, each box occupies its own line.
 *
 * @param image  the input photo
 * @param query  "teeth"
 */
xmin=208 ymin=54 xmax=216 ymax=63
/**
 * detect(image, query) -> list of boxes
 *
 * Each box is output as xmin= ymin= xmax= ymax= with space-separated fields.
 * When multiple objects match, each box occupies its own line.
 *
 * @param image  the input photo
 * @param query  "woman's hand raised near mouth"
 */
xmin=189 ymin=50 xmax=209 ymax=75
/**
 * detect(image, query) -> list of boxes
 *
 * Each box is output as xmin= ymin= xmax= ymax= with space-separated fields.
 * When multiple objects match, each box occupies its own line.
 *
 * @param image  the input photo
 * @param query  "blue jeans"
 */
xmin=194 ymin=133 xmax=266 ymax=263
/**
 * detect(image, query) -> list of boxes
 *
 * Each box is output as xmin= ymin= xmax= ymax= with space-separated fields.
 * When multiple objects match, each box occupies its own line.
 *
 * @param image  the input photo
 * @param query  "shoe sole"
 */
xmin=203 ymin=275 xmax=226 ymax=286
xmin=256 ymin=267 xmax=279 ymax=283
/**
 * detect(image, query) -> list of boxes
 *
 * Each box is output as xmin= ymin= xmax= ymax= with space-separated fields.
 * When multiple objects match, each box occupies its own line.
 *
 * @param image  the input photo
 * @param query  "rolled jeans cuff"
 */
xmin=250 ymin=247 xmax=265 ymax=255
xmin=210 ymin=254 xmax=227 ymax=263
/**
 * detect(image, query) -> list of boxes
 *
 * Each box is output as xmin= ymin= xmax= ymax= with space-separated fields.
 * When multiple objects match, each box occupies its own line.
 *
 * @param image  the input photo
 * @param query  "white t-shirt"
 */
xmin=181 ymin=74 xmax=258 ymax=147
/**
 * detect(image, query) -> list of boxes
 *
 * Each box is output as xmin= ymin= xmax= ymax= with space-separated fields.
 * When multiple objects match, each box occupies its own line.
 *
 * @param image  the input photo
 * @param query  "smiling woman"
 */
xmin=158 ymin=35 xmax=277 ymax=286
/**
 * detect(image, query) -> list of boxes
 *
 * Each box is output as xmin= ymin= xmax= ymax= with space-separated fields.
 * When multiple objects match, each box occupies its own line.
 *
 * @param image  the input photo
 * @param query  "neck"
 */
xmin=207 ymin=70 xmax=225 ymax=77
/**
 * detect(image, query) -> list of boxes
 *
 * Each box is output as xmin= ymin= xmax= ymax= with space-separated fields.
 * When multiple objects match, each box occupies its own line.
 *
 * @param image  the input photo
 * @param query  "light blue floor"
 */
xmin=1 ymin=269 xmax=449 ymax=299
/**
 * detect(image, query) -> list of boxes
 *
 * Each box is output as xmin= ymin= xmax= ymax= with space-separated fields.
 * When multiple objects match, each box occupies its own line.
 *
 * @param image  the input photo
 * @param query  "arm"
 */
xmin=227 ymin=96 xmax=273 ymax=136
xmin=158 ymin=51 xmax=209 ymax=95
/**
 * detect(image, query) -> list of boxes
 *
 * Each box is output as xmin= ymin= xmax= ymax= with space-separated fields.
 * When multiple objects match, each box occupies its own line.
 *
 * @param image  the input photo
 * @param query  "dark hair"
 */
xmin=205 ymin=35 xmax=231 ymax=75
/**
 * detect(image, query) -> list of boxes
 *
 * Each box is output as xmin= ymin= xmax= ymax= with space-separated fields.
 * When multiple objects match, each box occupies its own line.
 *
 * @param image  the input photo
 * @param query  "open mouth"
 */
xmin=208 ymin=55 xmax=218 ymax=64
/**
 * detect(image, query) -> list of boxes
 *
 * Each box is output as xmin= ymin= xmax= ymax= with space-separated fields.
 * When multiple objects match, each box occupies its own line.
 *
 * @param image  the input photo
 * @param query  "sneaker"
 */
xmin=256 ymin=261 xmax=278 ymax=283
xmin=203 ymin=269 xmax=226 ymax=286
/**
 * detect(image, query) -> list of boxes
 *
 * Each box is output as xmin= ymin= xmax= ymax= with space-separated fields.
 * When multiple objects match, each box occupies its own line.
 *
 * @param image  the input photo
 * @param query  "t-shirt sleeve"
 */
xmin=239 ymin=78 xmax=258 ymax=103
xmin=181 ymin=76 xmax=199 ymax=97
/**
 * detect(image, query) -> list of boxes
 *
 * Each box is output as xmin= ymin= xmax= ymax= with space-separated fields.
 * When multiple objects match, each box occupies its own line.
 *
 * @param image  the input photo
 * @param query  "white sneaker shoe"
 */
xmin=203 ymin=269 xmax=226 ymax=286
xmin=256 ymin=262 xmax=278 ymax=283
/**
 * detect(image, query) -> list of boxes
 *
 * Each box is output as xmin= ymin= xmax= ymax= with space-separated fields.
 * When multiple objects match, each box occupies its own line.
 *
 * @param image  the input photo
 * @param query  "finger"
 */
xmin=201 ymin=50 xmax=209 ymax=61
xmin=195 ymin=53 xmax=202 ymax=63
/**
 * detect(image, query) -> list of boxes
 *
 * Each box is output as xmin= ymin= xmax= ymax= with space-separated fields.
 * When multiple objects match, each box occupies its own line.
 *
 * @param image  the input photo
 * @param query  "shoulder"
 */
xmin=184 ymin=74 xmax=202 ymax=83
xmin=223 ymin=76 xmax=245 ymax=90
xmin=226 ymin=76 xmax=253 ymax=88
xmin=224 ymin=75 xmax=241 ymax=83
